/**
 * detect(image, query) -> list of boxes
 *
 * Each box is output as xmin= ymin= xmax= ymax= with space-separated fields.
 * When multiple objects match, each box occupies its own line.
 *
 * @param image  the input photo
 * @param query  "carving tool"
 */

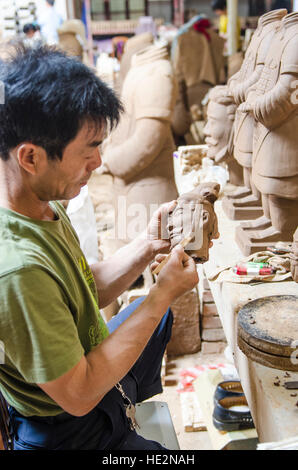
xmin=152 ymin=234 xmax=193 ymax=275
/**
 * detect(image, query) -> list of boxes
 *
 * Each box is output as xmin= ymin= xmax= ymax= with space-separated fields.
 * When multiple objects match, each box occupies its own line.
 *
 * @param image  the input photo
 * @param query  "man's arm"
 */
xmin=90 ymin=201 xmax=177 ymax=308
xmin=38 ymin=246 xmax=199 ymax=417
xmin=90 ymin=237 xmax=162 ymax=308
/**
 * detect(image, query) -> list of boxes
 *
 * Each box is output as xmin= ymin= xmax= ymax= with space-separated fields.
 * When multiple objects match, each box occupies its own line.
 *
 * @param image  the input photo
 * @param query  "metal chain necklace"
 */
xmin=115 ymin=382 xmax=139 ymax=431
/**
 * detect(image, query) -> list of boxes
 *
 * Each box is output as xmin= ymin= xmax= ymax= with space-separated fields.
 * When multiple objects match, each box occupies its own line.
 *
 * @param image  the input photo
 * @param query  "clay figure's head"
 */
xmin=167 ymin=183 xmax=220 ymax=263
xmin=203 ymin=85 xmax=236 ymax=163
xmin=194 ymin=181 xmax=220 ymax=204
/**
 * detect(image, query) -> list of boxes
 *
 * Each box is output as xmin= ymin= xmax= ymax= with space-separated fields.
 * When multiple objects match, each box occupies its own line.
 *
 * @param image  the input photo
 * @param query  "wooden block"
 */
xmin=201 ymin=341 xmax=227 ymax=354
xmin=202 ymin=315 xmax=222 ymax=329
xmin=180 ymin=392 xmax=207 ymax=432
xmin=202 ymin=290 xmax=214 ymax=303
xmin=202 ymin=328 xmax=226 ymax=342
xmin=202 ymin=303 xmax=218 ymax=317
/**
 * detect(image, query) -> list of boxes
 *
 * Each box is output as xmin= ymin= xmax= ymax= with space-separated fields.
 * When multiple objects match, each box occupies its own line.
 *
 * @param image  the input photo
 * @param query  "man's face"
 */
xmin=33 ymin=122 xmax=104 ymax=201
xmin=26 ymin=30 xmax=35 ymax=38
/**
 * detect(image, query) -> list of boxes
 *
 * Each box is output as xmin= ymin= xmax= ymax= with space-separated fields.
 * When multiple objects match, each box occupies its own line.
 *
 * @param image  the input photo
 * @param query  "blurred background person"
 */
xmin=38 ymin=0 xmax=63 ymax=45
xmin=22 ymin=23 xmax=44 ymax=47
xmin=211 ymin=0 xmax=241 ymax=50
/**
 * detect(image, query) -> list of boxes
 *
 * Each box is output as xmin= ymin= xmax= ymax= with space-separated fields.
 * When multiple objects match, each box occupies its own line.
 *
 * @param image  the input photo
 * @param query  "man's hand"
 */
xmin=150 ymin=245 xmax=199 ymax=303
xmin=144 ymin=200 xmax=177 ymax=256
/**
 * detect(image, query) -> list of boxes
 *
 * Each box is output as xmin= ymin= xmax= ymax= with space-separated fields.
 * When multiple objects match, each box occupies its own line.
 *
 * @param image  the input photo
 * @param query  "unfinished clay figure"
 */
xmin=102 ymin=44 xmax=178 ymax=250
xmin=167 ymin=183 xmax=220 ymax=263
xmin=223 ymin=9 xmax=287 ymax=221
xmin=203 ymin=85 xmax=243 ymax=186
xmin=235 ymin=12 xmax=298 ymax=255
xmin=116 ymin=32 xmax=154 ymax=93
xmin=291 ymin=228 xmax=298 ymax=282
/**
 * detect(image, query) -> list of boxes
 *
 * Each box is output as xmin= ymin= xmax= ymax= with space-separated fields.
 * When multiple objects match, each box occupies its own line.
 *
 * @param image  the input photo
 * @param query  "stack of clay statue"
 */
xmin=115 ymin=32 xmax=154 ymax=93
xmin=101 ymin=44 xmax=178 ymax=252
xmin=234 ymin=12 xmax=298 ymax=256
xmin=203 ymin=85 xmax=244 ymax=187
xmin=290 ymin=228 xmax=298 ymax=282
xmin=57 ymin=19 xmax=86 ymax=61
xmin=222 ymin=9 xmax=287 ymax=221
xmin=167 ymin=182 xmax=220 ymax=263
xmin=171 ymin=16 xmax=225 ymax=142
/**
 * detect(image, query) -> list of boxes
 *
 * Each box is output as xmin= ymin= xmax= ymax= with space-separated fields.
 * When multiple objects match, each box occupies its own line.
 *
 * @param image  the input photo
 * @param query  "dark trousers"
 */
xmin=10 ymin=297 xmax=173 ymax=450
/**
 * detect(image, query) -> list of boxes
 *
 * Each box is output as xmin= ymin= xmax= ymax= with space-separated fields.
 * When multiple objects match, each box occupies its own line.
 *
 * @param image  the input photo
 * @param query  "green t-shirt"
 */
xmin=0 ymin=201 xmax=110 ymax=417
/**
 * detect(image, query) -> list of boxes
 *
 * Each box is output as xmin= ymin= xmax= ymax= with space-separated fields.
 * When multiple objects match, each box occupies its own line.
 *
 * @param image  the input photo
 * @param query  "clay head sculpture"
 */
xmin=203 ymin=85 xmax=243 ymax=186
xmin=167 ymin=183 xmax=220 ymax=263
xmin=203 ymin=85 xmax=236 ymax=163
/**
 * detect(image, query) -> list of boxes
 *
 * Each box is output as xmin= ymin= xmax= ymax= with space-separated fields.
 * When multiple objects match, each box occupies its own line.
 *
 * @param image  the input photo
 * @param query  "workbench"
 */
xmin=201 ymin=198 xmax=298 ymax=444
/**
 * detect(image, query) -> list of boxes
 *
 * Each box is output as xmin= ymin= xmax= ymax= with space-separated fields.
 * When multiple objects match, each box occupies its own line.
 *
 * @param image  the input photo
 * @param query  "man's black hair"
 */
xmin=211 ymin=0 xmax=227 ymax=11
xmin=0 ymin=44 xmax=123 ymax=161
xmin=46 ymin=0 xmax=55 ymax=6
xmin=271 ymin=0 xmax=292 ymax=11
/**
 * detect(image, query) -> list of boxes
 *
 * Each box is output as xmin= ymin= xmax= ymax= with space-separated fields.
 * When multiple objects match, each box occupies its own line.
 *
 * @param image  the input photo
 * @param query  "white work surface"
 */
xmin=202 ymin=199 xmax=298 ymax=443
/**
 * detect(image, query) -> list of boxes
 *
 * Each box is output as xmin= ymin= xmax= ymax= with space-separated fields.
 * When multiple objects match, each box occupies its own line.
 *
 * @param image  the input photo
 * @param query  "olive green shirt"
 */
xmin=0 ymin=202 xmax=109 ymax=417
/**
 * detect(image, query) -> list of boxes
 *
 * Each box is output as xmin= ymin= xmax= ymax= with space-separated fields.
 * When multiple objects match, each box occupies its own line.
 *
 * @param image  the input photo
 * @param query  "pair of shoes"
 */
xmin=213 ymin=380 xmax=244 ymax=405
xmin=212 ymin=395 xmax=254 ymax=432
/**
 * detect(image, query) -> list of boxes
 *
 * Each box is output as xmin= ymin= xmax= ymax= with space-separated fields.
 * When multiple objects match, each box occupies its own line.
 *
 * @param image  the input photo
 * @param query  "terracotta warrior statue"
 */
xmin=203 ymin=85 xmax=243 ymax=187
xmin=235 ymin=12 xmax=298 ymax=255
xmin=102 ymin=44 xmax=178 ymax=251
xmin=171 ymin=17 xmax=225 ymax=141
xmin=167 ymin=183 xmax=220 ymax=263
xmin=291 ymin=227 xmax=298 ymax=282
xmin=222 ymin=9 xmax=287 ymax=221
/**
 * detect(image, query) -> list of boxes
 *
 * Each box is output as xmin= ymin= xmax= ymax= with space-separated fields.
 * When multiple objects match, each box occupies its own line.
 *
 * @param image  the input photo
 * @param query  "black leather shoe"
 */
xmin=214 ymin=380 xmax=244 ymax=405
xmin=212 ymin=396 xmax=254 ymax=432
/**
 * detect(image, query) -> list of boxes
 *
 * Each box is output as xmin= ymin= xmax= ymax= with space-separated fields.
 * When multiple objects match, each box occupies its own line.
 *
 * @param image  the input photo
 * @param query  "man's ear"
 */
xmin=16 ymin=143 xmax=46 ymax=175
